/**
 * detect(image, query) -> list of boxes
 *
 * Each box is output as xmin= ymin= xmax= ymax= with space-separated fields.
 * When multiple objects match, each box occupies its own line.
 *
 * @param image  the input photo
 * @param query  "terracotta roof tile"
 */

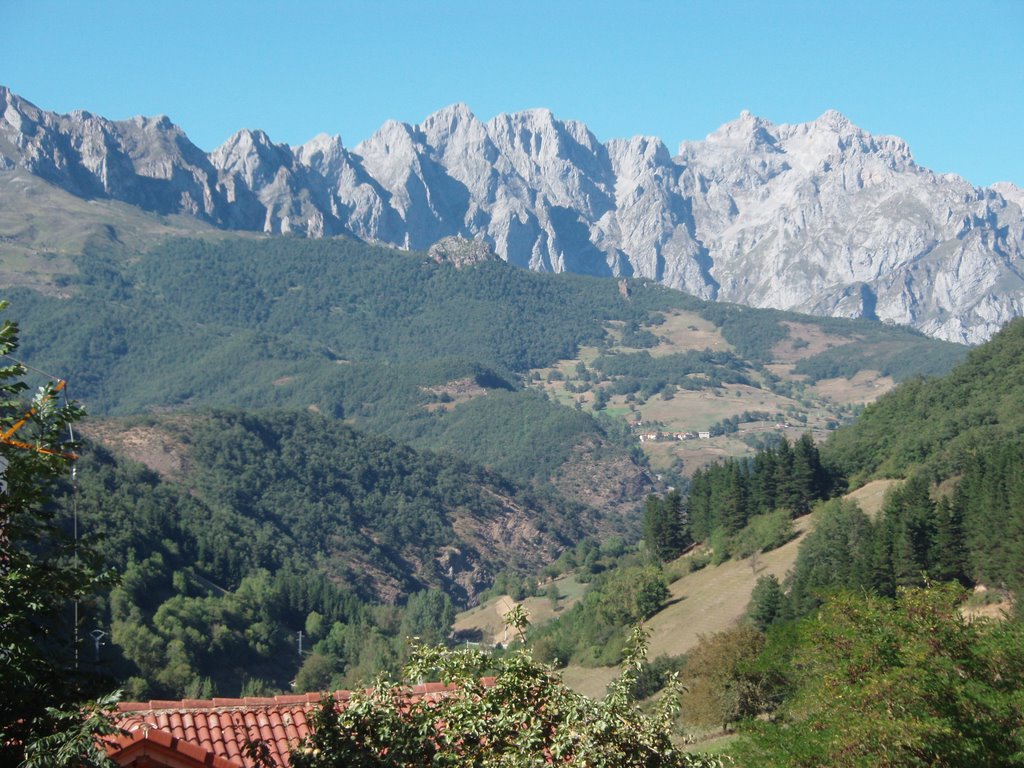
xmin=109 ymin=682 xmax=495 ymax=768
xmin=109 ymin=691 xmax=331 ymax=768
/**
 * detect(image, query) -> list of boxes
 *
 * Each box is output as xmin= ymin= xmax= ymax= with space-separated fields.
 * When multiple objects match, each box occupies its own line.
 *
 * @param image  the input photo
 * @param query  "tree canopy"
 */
xmin=0 ymin=304 xmax=118 ymax=766
xmin=739 ymin=584 xmax=1024 ymax=767
xmin=293 ymin=621 xmax=726 ymax=768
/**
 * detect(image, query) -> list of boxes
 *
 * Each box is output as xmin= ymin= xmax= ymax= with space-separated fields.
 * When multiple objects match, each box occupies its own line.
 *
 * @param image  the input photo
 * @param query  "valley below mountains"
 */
xmin=2 ymin=85 xmax=1023 ymax=344
xmin=1 ymin=82 xmax=1019 ymax=710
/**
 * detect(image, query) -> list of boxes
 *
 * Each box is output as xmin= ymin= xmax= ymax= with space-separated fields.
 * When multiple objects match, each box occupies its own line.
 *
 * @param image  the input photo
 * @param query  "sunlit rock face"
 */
xmin=3 ymin=85 xmax=1022 ymax=343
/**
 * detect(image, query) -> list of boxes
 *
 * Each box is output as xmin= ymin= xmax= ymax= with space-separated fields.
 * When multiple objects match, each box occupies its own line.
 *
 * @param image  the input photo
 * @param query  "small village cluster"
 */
xmin=632 ymin=422 xmax=789 ymax=443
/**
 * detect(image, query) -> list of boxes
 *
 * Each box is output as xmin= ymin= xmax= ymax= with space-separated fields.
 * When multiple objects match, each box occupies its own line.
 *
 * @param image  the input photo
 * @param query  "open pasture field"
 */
xmin=809 ymin=369 xmax=897 ymax=404
xmin=645 ymin=311 xmax=732 ymax=356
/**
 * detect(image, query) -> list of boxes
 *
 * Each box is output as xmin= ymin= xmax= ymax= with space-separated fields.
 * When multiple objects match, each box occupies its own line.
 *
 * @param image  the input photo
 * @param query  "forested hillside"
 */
xmin=0 ymin=233 xmax=973 ymax=703
xmin=64 ymin=408 xmax=603 ymax=699
xmin=7 ymin=234 xmax=964 ymax=490
xmin=823 ymin=316 xmax=1024 ymax=481
xmin=9 ymin=236 xmax=666 ymax=499
xmin=770 ymin=318 xmax=1024 ymax=613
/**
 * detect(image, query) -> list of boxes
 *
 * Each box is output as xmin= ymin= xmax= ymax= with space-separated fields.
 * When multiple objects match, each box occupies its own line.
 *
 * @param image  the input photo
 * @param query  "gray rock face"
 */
xmin=0 ymin=85 xmax=224 ymax=221
xmin=673 ymin=111 xmax=1024 ymax=343
xmin=2 ymin=85 xmax=1022 ymax=343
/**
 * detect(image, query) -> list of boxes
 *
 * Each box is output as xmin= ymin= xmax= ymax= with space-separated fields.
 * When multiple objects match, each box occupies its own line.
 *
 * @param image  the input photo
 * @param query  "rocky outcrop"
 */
xmin=2 ymin=84 xmax=1022 ymax=343
xmin=427 ymin=235 xmax=498 ymax=268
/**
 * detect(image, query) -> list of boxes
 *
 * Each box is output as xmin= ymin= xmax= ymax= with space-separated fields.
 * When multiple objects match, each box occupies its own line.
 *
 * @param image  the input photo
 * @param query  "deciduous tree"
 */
xmin=293 ymin=620 xmax=727 ymax=767
xmin=739 ymin=584 xmax=1024 ymax=767
xmin=0 ymin=306 xmax=118 ymax=765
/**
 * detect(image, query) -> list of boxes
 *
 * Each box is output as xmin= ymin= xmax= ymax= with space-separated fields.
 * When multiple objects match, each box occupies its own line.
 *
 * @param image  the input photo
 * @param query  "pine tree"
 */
xmin=748 ymin=575 xmax=784 ymax=631
xmin=788 ymin=499 xmax=874 ymax=617
xmin=687 ymin=470 xmax=714 ymax=542
xmin=719 ymin=461 xmax=751 ymax=534
xmin=871 ymin=514 xmax=897 ymax=598
xmin=749 ymin=448 xmax=779 ymax=514
xmin=643 ymin=490 xmax=689 ymax=562
xmin=788 ymin=434 xmax=828 ymax=516
xmin=773 ymin=438 xmax=796 ymax=513
xmin=885 ymin=475 xmax=936 ymax=587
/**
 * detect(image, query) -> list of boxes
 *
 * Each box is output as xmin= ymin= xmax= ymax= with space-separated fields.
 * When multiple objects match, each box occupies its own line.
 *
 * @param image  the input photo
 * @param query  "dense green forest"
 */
xmin=61 ymin=409 xmax=606 ymax=699
xmin=8 ymin=235 xmax=963 ymax=484
xmin=698 ymin=301 xmax=964 ymax=375
xmin=687 ymin=434 xmax=834 ymax=539
xmin=822 ymin=316 xmax=1024 ymax=481
xmin=12 ymin=236 xmax=657 ymax=414
xmin=589 ymin=349 xmax=755 ymax=394
xmin=9 ymin=236 xmax=670 ymax=504
xmin=770 ymin=433 xmax=1024 ymax=625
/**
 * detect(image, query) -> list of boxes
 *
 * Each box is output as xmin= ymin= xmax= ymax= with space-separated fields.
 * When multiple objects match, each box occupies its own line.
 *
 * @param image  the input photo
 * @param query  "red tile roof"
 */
xmin=107 ymin=683 xmax=480 ymax=768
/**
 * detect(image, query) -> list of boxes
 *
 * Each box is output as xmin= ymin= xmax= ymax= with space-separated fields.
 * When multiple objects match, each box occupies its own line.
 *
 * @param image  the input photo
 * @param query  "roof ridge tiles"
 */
xmin=117 ymin=692 xmax=335 ymax=714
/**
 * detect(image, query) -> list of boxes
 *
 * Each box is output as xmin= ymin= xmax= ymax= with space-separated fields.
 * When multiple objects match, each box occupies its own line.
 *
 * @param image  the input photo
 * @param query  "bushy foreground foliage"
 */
xmin=293 ymin=624 xmax=727 ymax=768
xmin=738 ymin=584 xmax=1024 ymax=767
xmin=0 ymin=305 xmax=118 ymax=766
xmin=528 ymin=562 xmax=671 ymax=668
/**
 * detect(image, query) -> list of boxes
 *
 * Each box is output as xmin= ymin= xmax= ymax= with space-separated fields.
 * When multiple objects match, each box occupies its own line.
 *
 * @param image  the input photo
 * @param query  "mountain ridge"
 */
xmin=2 ymin=85 xmax=1022 ymax=344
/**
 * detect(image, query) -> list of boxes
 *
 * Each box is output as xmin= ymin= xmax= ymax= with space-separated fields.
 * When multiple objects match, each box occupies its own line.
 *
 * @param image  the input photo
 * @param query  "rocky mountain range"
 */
xmin=2 ymin=85 xmax=1022 ymax=343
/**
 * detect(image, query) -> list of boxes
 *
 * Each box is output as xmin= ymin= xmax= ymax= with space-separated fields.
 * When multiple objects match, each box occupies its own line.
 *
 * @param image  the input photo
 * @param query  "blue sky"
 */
xmin=3 ymin=0 xmax=1021 ymax=187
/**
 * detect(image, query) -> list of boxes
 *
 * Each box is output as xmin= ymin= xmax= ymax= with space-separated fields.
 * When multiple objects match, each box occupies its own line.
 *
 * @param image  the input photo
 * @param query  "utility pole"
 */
xmin=297 ymin=630 xmax=304 ymax=658
xmin=90 ymin=628 xmax=107 ymax=663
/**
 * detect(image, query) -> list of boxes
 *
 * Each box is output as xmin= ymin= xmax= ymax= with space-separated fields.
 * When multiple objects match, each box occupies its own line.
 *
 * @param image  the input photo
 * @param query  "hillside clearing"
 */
xmin=844 ymin=478 xmax=900 ymax=518
xmin=644 ymin=515 xmax=815 ymax=659
xmin=451 ymin=574 xmax=586 ymax=645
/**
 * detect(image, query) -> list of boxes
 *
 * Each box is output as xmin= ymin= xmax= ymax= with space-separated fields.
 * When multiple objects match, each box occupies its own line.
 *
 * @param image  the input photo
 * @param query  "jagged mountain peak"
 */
xmin=607 ymin=134 xmax=671 ymax=161
xmin=992 ymin=182 xmax=1024 ymax=209
xmin=487 ymin=107 xmax=600 ymax=151
xmin=778 ymin=111 xmax=915 ymax=169
xmin=419 ymin=103 xmax=490 ymax=153
xmin=216 ymin=126 xmax=278 ymax=150
xmin=354 ymin=118 xmax=422 ymax=160
xmin=297 ymin=131 xmax=344 ymax=152
xmin=294 ymin=132 xmax=346 ymax=169
xmin=698 ymin=109 xmax=779 ymax=148
xmin=210 ymin=128 xmax=294 ymax=184
xmin=1 ymin=84 xmax=1022 ymax=344
xmin=422 ymin=101 xmax=476 ymax=127
xmin=127 ymin=113 xmax=176 ymax=132
xmin=1 ymin=88 xmax=42 ymax=135
xmin=812 ymin=108 xmax=856 ymax=131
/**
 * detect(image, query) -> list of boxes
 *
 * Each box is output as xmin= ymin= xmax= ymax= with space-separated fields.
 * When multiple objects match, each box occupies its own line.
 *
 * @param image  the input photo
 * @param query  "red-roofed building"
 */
xmin=105 ymin=683 xmax=465 ymax=768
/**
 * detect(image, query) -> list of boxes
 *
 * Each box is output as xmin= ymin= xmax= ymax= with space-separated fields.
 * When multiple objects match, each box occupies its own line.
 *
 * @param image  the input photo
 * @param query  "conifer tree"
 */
xmin=643 ymin=490 xmax=689 ymax=562
xmin=749 ymin=447 xmax=779 ymax=515
xmin=686 ymin=470 xmax=714 ymax=542
xmin=719 ymin=461 xmax=751 ymax=534
xmin=748 ymin=574 xmax=784 ymax=631
xmin=773 ymin=438 xmax=795 ymax=512
xmin=929 ymin=497 xmax=967 ymax=584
